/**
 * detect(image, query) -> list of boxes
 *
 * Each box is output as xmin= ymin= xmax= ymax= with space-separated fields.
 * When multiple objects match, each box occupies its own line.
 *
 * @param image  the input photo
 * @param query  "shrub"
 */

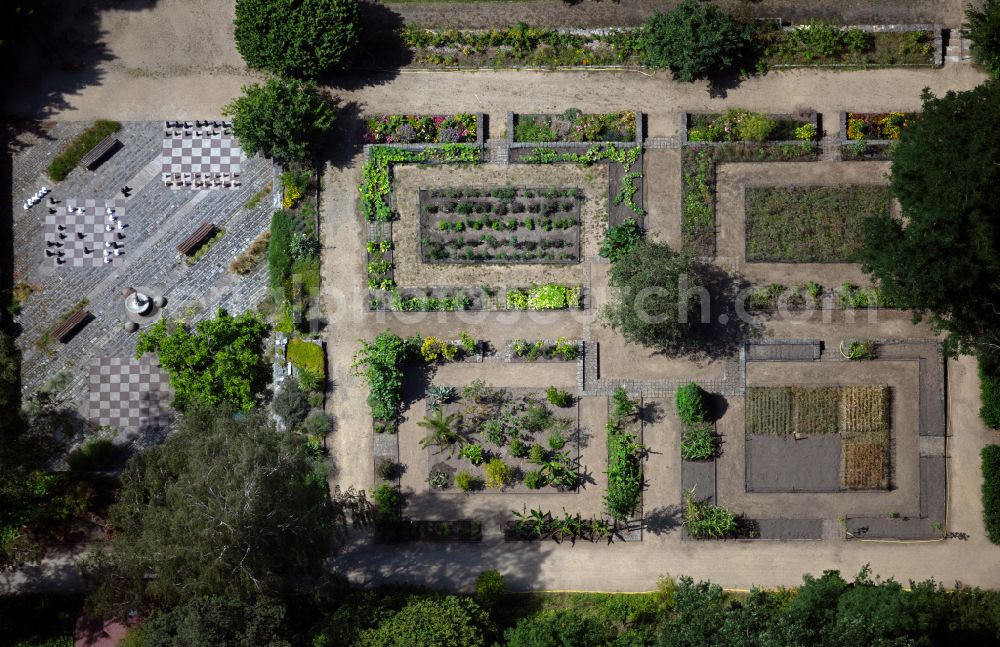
xmin=67 ymin=438 xmax=118 ymax=473
xmin=641 ymin=0 xmax=752 ymax=81
xmin=376 ymin=458 xmax=397 ymax=481
xmin=475 ymin=570 xmax=506 ymax=607
xmin=982 ymin=445 xmax=1000 ymax=543
xmin=524 ymin=470 xmax=544 ymax=489
xmin=421 ymin=337 xmax=459 ymax=362
xmin=965 ymin=0 xmax=1000 ymax=79
xmin=455 ymin=470 xmax=476 ymax=492
xmin=545 ymin=386 xmax=572 ymax=407
xmin=373 ymin=483 xmax=400 ymax=517
xmin=509 ymin=438 xmax=529 ymax=458
xmin=599 ymin=218 xmax=644 ymax=262
xmin=46 ymin=120 xmax=121 ymax=181
xmin=547 ymin=430 xmax=566 ymax=450
xmin=675 ymin=382 xmax=708 ymax=426
xmin=287 ymin=338 xmax=325 ymax=376
xmin=980 ymin=353 xmax=1000 ymax=430
xmin=272 ymin=379 xmax=310 ymax=428
xmin=485 ymin=458 xmax=513 ymax=490
xmin=795 ymin=123 xmax=818 ymax=141
xmin=234 ymin=0 xmax=360 ymax=77
xmin=299 ymin=411 xmax=333 ymax=437
xmin=612 ymin=387 xmax=637 ymax=418
xmin=529 ymin=443 xmax=547 ymax=463
xmin=352 ymin=332 xmax=420 ymax=422
xmin=680 ymin=423 xmax=716 ymax=461
xmin=268 ymin=211 xmax=295 ymax=290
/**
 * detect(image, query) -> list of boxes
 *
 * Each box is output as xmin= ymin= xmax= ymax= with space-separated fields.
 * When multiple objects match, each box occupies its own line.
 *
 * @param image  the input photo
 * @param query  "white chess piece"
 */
xmin=40 ymin=186 xmax=48 ymax=194
xmin=22 ymin=202 xmax=29 ymax=210
xmin=104 ymin=257 xmax=113 ymax=264
xmin=105 ymin=224 xmax=113 ymax=232
xmin=114 ymin=249 xmax=123 ymax=256
xmin=116 ymin=220 xmax=124 ymax=230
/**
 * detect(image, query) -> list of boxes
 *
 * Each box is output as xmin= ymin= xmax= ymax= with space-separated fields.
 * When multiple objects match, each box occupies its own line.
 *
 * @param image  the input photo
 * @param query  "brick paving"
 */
xmin=10 ymin=121 xmax=276 ymax=436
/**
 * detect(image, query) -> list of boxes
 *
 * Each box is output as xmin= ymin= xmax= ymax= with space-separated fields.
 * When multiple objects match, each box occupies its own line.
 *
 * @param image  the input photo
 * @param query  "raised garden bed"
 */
xmin=759 ymin=23 xmax=937 ymax=68
xmin=505 ymin=284 xmax=582 ymax=310
xmin=684 ymin=110 xmax=817 ymax=143
xmin=366 ymin=239 xmax=395 ymax=292
xmin=512 ymin=111 xmax=637 ymax=144
xmin=746 ymin=385 xmax=890 ymax=491
xmin=745 ymin=186 xmax=891 ymax=263
xmin=503 ymin=511 xmax=625 ymax=543
xmin=422 ymin=384 xmax=582 ymax=494
xmin=418 ymin=187 xmax=581 ymax=264
xmin=383 ymin=287 xmax=483 ymax=312
xmin=364 ymin=113 xmax=479 ymax=145
xmin=507 ymin=338 xmax=580 ymax=362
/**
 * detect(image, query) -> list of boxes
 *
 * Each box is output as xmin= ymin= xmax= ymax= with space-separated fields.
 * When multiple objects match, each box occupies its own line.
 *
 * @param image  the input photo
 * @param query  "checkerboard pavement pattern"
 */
xmin=87 ymin=355 xmax=173 ymax=433
xmin=44 ymin=199 xmax=126 ymax=268
xmin=161 ymin=136 xmax=243 ymax=180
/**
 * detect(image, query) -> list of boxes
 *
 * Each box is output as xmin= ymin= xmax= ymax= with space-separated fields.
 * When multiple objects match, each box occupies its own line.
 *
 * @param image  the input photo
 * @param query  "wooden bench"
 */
xmin=79 ymin=134 xmax=122 ymax=170
xmin=51 ymin=308 xmax=92 ymax=343
xmin=177 ymin=223 xmax=216 ymax=256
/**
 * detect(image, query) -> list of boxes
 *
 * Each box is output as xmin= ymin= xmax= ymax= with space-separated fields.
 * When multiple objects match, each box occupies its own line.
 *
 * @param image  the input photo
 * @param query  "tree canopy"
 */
xmin=234 ymin=0 xmax=360 ymax=78
xmin=84 ymin=408 xmax=333 ymax=616
xmin=140 ymin=596 xmax=290 ymax=647
xmin=354 ymin=595 xmax=494 ymax=647
xmin=966 ymin=0 xmax=1000 ymax=79
xmin=602 ymin=239 xmax=701 ymax=353
xmin=858 ymin=82 xmax=1000 ymax=355
xmin=641 ymin=0 xmax=753 ymax=82
xmin=135 ymin=309 xmax=270 ymax=411
xmin=223 ymin=78 xmax=336 ymax=162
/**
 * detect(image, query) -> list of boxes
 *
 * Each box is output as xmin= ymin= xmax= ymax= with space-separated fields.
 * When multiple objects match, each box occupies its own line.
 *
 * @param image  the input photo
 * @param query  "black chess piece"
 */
xmin=45 ymin=250 xmax=54 ymax=256
xmin=55 ymin=242 xmax=64 ymax=248
xmin=49 ymin=208 xmax=56 ymax=214
xmin=46 ymin=241 xmax=55 ymax=247
xmin=56 ymin=258 xmax=65 ymax=265
xmin=77 ymin=232 xmax=86 ymax=240
xmin=57 ymin=224 xmax=65 ymax=230
xmin=56 ymin=250 xmax=64 ymax=257
xmin=83 ymin=246 xmax=92 ymax=254
xmin=58 ymin=233 xmax=66 ymax=240
xmin=117 ymin=232 xmax=126 ymax=240
xmin=48 ymin=197 xmax=58 ymax=205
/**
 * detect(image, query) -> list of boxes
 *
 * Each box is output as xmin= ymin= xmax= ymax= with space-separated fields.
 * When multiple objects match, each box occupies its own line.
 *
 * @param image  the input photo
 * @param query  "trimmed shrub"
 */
xmin=47 ymin=120 xmax=121 ymax=181
xmin=675 ymin=382 xmax=708 ymax=425
xmin=268 ymin=211 xmax=295 ymax=290
xmin=484 ymin=458 xmax=513 ymax=490
xmin=475 ymin=570 xmax=506 ymax=607
xmin=287 ymin=338 xmax=325 ymax=376
xmin=641 ymin=0 xmax=753 ymax=82
xmin=373 ymin=483 xmax=400 ymax=517
xmin=376 ymin=458 xmax=397 ymax=481
xmin=982 ymin=445 xmax=1000 ymax=543
xmin=980 ymin=353 xmax=1000 ymax=429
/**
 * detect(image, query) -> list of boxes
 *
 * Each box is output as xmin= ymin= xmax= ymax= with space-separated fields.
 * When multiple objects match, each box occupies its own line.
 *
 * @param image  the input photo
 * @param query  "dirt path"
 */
xmin=390 ymin=0 xmax=965 ymax=29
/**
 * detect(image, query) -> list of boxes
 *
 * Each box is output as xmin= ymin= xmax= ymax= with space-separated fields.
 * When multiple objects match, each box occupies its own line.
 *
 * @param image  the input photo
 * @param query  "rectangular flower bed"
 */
xmin=844 ymin=111 xmax=917 ymax=140
xmin=419 ymin=187 xmax=581 ymax=264
xmin=759 ymin=23 xmax=936 ymax=67
xmin=512 ymin=111 xmax=637 ymax=143
xmin=507 ymin=338 xmax=580 ymax=362
xmin=745 ymin=185 xmax=891 ymax=263
xmin=684 ymin=110 xmax=818 ymax=143
xmin=375 ymin=518 xmax=482 ymax=543
xmin=364 ymin=113 xmax=478 ymax=145
xmin=505 ymin=283 xmax=582 ymax=310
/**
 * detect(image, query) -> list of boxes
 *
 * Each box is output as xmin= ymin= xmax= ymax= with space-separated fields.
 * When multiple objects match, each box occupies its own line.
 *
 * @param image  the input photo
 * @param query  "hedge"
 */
xmin=46 ymin=120 xmax=121 ymax=181
xmin=675 ymin=382 xmax=708 ymax=426
xmin=287 ymin=338 xmax=325 ymax=376
xmin=268 ymin=210 xmax=295 ymax=290
xmin=979 ymin=353 xmax=1000 ymax=429
xmin=983 ymin=445 xmax=1000 ymax=544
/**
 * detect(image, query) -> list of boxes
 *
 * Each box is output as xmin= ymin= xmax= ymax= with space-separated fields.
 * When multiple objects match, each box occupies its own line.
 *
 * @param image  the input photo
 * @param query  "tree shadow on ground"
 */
xmin=643 ymin=505 xmax=683 ymax=536
xmin=320 ymin=100 xmax=365 ymax=172
xmin=640 ymin=400 xmax=665 ymax=424
xmin=687 ymin=261 xmax=764 ymax=361
xmin=326 ymin=1 xmax=411 ymax=92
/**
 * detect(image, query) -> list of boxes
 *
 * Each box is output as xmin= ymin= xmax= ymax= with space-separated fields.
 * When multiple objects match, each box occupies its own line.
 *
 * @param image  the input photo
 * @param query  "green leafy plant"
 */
xmin=847 ymin=340 xmax=877 ymax=361
xmin=460 ymin=443 xmax=485 ymax=465
xmin=982 ymin=445 xmax=1000 ymax=543
xmin=612 ymin=387 xmax=637 ymax=418
xmin=680 ymin=423 xmax=716 ymax=461
xmin=375 ymin=457 xmax=397 ymax=481
xmin=546 ymin=386 xmax=573 ymax=407
xmin=373 ymin=483 xmax=401 ymax=518
xmin=509 ymin=438 xmax=529 ymax=458
xmin=979 ymin=352 xmax=1000 ymax=429
xmin=523 ymin=470 xmax=544 ymax=490
xmin=794 ymin=123 xmax=817 ymax=141
xmin=418 ymin=408 xmax=466 ymax=456
xmin=683 ymin=488 xmax=737 ymax=539
xmin=605 ymin=422 xmax=644 ymax=522
xmin=428 ymin=470 xmax=450 ymax=489
xmin=528 ymin=443 xmax=547 ymax=464
xmin=965 ymin=0 xmax=1000 ymax=79
xmin=599 ymin=218 xmax=644 ymax=262
xmin=547 ymin=429 xmax=566 ymax=450
xmin=426 ymin=384 xmax=457 ymax=407
xmin=460 ymin=331 xmax=478 ymax=355
xmin=484 ymin=458 xmax=513 ymax=490
xmin=455 ymin=470 xmax=476 ymax=492
xmin=352 ymin=332 xmax=420 ymax=422
xmin=641 ymin=0 xmax=753 ymax=81
xmin=475 ymin=570 xmax=506 ymax=607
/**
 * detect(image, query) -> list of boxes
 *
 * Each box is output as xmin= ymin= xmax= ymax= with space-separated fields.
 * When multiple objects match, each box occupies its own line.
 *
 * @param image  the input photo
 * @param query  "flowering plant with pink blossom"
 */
xmin=364 ymin=113 xmax=477 ymax=144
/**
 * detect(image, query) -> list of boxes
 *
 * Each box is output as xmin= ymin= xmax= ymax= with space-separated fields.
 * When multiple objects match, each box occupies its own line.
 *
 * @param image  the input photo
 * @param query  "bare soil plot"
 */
xmin=747 ymin=434 xmax=842 ymax=492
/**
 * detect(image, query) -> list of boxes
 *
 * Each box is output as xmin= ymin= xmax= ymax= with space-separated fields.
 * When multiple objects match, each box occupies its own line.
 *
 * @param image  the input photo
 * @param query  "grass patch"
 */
xmin=47 ymin=120 xmax=121 ymax=181
xmin=244 ymin=182 xmax=272 ymax=210
xmin=745 ymin=186 xmax=890 ymax=262
xmin=287 ymin=338 xmax=325 ymax=376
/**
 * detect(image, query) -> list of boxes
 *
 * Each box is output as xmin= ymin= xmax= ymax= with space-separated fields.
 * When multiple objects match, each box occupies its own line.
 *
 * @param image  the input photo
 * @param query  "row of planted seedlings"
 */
xmin=680 ymin=109 xmax=820 ymax=257
xmin=419 ymin=186 xmax=582 ymax=264
xmin=744 ymin=281 xmax=896 ymax=312
xmin=839 ymin=110 xmax=919 ymax=160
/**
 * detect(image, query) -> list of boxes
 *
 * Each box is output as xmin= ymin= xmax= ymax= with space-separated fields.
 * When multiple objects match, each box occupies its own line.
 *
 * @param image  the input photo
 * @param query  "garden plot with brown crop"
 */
xmin=392 ymin=163 xmax=606 ymax=288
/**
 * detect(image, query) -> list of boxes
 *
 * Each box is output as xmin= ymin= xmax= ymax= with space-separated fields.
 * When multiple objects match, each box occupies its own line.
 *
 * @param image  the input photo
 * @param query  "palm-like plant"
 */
xmin=537 ymin=451 xmax=579 ymax=489
xmin=418 ymin=407 xmax=465 ymax=456
xmin=512 ymin=507 xmax=553 ymax=538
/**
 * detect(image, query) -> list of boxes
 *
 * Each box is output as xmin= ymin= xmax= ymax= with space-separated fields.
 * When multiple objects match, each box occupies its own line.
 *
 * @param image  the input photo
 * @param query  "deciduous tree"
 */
xmin=641 ymin=0 xmax=753 ymax=82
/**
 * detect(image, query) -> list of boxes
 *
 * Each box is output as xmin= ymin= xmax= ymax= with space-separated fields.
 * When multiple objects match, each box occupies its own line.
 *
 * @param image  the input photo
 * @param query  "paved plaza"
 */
xmin=10 ymin=120 xmax=276 ymax=436
xmin=86 ymin=355 xmax=173 ymax=438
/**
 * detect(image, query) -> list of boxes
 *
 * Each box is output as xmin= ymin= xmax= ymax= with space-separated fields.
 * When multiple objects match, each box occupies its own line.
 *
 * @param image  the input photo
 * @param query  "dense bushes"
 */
xmin=965 ymin=0 xmax=1000 ymax=78
xmin=268 ymin=211 xmax=295 ymax=291
xmin=287 ymin=338 xmax=325 ymax=375
xmin=980 ymin=352 xmax=1000 ymax=430
xmin=641 ymin=0 xmax=752 ymax=81
xmin=675 ymin=382 xmax=707 ymax=426
xmin=605 ymin=389 xmax=644 ymax=522
xmin=46 ymin=120 xmax=121 ymax=181
xmin=984 ymin=445 xmax=1000 ymax=543
xmin=234 ymin=0 xmax=360 ymax=77
xmin=599 ymin=218 xmax=644 ymax=262
xmin=352 ymin=332 xmax=421 ymax=424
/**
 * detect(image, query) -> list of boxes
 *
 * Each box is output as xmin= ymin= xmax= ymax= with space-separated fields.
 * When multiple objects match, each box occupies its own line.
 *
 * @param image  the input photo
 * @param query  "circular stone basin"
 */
xmin=125 ymin=292 xmax=153 ymax=316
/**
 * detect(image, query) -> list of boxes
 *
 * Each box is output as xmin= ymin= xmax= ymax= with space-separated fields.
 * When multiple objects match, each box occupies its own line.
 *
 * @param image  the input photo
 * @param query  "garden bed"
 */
xmin=511 ymin=111 xmax=638 ymax=144
xmin=506 ymin=338 xmax=580 ymax=363
xmin=745 ymin=385 xmax=890 ymax=491
xmin=745 ymin=186 xmax=891 ymax=263
xmin=759 ymin=23 xmax=938 ymax=68
xmin=418 ymin=187 xmax=582 ymax=264
xmin=683 ymin=111 xmax=817 ymax=143
xmin=364 ymin=113 xmax=480 ymax=145
xmin=422 ymin=384 xmax=582 ymax=494
xmin=680 ymin=141 xmax=819 ymax=257
xmin=505 ymin=284 xmax=582 ymax=310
